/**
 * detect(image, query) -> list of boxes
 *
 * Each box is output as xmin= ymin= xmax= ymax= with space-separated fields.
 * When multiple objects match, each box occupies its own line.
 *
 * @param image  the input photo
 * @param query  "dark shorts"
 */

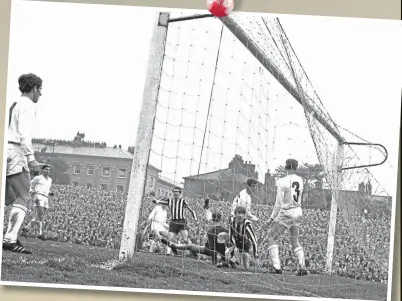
xmin=203 ymin=242 xmax=226 ymax=258
xmin=169 ymin=219 xmax=188 ymax=234
xmin=235 ymin=238 xmax=251 ymax=253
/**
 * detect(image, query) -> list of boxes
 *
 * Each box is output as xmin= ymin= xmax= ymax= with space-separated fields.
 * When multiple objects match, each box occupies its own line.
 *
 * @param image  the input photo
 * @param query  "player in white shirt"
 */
xmin=204 ymin=198 xmax=213 ymax=223
xmin=143 ymin=194 xmax=171 ymax=254
xmin=22 ymin=164 xmax=53 ymax=240
xmin=3 ymin=74 xmax=43 ymax=254
xmin=266 ymin=159 xmax=308 ymax=276
xmin=231 ymin=178 xmax=259 ymax=222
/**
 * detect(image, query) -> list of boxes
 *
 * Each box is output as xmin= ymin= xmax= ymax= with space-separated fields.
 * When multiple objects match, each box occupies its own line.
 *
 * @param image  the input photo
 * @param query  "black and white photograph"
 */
xmin=0 ymin=1 xmax=401 ymax=300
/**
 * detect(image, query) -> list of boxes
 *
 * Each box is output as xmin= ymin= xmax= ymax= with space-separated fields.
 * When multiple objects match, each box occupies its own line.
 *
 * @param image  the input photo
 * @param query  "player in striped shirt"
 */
xmin=228 ymin=206 xmax=258 ymax=271
xmin=154 ymin=186 xmax=197 ymax=255
xmin=266 ymin=159 xmax=308 ymax=276
xmin=231 ymin=178 xmax=259 ymax=222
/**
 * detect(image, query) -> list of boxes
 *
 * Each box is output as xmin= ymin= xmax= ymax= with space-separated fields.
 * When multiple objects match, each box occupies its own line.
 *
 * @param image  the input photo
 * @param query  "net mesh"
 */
xmin=140 ymin=11 xmax=393 ymax=285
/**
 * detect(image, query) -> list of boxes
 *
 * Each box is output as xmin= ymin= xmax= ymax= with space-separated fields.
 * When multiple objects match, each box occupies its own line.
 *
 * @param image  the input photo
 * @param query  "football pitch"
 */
xmin=1 ymin=238 xmax=388 ymax=300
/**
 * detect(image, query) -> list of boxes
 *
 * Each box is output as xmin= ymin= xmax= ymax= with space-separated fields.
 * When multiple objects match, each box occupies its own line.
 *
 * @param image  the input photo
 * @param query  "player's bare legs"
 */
xmin=36 ymin=206 xmax=47 ymax=239
xmin=162 ymin=231 xmax=197 ymax=257
xmin=159 ymin=230 xmax=169 ymax=239
xmin=21 ymin=206 xmax=37 ymax=238
xmin=179 ymin=229 xmax=190 ymax=243
xmin=168 ymin=232 xmax=179 ymax=255
xmin=23 ymin=199 xmax=48 ymax=240
xmin=4 ymin=180 xmax=17 ymax=207
xmin=168 ymin=232 xmax=178 ymax=241
xmin=289 ymin=225 xmax=307 ymax=276
xmin=266 ymin=221 xmax=287 ymax=274
xmin=239 ymin=251 xmax=250 ymax=271
xmin=160 ymin=240 xmax=209 ymax=261
xmin=149 ymin=229 xmax=171 ymax=254
xmin=3 ymin=172 xmax=32 ymax=254
xmin=157 ymin=230 xmax=172 ymax=255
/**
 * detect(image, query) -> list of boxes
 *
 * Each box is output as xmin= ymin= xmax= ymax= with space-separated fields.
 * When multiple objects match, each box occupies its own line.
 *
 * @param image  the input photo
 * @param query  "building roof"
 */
xmin=183 ymin=168 xmax=251 ymax=184
xmin=34 ymin=143 xmax=162 ymax=173
xmin=157 ymin=176 xmax=183 ymax=189
xmin=33 ymin=143 xmax=134 ymax=159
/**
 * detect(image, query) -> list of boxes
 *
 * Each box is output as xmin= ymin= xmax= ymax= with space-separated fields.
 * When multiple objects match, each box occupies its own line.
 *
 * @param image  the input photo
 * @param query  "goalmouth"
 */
xmin=119 ymin=11 xmax=390 ymax=277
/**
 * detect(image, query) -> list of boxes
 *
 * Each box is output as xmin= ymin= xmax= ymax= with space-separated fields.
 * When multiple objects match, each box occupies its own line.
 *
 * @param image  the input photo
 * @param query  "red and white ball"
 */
xmin=206 ymin=0 xmax=234 ymax=17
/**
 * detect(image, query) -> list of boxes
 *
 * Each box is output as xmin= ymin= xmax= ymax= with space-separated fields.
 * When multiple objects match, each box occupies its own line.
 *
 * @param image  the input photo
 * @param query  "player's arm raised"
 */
xmin=154 ymin=197 xmax=169 ymax=206
xmin=184 ymin=199 xmax=197 ymax=222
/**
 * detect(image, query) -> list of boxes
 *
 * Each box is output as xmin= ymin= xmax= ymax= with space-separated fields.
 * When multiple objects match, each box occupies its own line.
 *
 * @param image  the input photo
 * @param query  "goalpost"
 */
xmin=119 ymin=11 xmax=391 ymax=278
xmin=119 ymin=12 xmax=170 ymax=260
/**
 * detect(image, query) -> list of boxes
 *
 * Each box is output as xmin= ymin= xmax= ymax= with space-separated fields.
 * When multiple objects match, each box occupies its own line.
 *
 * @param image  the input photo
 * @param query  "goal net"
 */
xmin=138 ymin=11 xmax=393 ymax=286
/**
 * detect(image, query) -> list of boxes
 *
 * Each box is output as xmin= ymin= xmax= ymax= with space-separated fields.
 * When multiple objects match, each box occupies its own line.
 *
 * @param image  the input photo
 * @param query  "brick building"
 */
xmin=182 ymin=154 xmax=276 ymax=205
xmin=33 ymin=143 xmax=179 ymax=194
xmin=156 ymin=176 xmax=183 ymax=198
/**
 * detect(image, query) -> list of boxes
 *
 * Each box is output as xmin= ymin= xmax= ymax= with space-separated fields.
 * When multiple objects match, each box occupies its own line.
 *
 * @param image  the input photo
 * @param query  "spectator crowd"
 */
xmin=2 ymin=184 xmax=391 ymax=284
xmin=32 ymin=136 xmax=108 ymax=149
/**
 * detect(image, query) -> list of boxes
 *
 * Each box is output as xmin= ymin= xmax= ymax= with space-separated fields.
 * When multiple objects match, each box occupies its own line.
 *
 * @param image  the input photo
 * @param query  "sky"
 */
xmin=4 ymin=0 xmax=401 ymax=199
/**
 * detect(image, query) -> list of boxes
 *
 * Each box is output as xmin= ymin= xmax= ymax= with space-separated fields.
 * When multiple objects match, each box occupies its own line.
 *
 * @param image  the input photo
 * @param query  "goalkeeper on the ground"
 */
xmin=161 ymin=212 xmax=229 ymax=266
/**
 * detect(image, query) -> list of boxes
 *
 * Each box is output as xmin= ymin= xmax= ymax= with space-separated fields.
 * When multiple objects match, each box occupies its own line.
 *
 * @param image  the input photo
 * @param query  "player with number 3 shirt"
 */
xmin=266 ymin=159 xmax=308 ymax=276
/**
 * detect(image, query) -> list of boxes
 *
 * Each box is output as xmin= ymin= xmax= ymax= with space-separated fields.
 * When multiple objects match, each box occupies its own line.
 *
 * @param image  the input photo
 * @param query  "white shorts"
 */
xmin=275 ymin=207 xmax=302 ymax=228
xmin=151 ymin=223 xmax=167 ymax=237
xmin=33 ymin=194 xmax=49 ymax=209
xmin=6 ymin=143 xmax=29 ymax=176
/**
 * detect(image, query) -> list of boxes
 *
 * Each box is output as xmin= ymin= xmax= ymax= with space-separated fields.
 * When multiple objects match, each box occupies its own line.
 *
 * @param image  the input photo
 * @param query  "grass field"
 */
xmin=1 ymin=238 xmax=388 ymax=300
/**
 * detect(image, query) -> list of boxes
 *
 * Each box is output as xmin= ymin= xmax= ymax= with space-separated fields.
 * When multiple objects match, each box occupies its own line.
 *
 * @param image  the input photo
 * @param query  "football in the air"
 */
xmin=206 ymin=0 xmax=234 ymax=17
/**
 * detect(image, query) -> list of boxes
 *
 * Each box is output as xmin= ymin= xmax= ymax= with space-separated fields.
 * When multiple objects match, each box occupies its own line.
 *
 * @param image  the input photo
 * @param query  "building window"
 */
xmin=74 ymin=165 xmax=81 ymax=175
xmin=118 ymin=168 xmax=126 ymax=179
xmin=87 ymin=165 xmax=95 ymax=176
xmin=116 ymin=185 xmax=124 ymax=192
xmin=86 ymin=183 xmax=92 ymax=189
xmin=158 ymin=189 xmax=161 ymax=195
xmin=72 ymin=181 xmax=79 ymax=187
xmin=100 ymin=184 xmax=108 ymax=191
xmin=102 ymin=167 xmax=110 ymax=177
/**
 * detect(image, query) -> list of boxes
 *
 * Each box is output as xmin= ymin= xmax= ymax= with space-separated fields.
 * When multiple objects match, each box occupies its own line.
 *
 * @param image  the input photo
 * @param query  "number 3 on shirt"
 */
xmin=291 ymin=181 xmax=301 ymax=204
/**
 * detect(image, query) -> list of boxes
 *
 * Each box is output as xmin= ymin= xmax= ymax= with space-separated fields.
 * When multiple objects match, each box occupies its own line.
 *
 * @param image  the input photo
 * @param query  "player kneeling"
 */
xmin=161 ymin=212 xmax=229 ymax=266
xmin=227 ymin=206 xmax=258 ymax=271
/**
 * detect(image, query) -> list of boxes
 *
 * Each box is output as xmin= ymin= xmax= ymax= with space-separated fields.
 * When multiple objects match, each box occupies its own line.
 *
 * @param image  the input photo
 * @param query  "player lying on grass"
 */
xmin=266 ymin=158 xmax=308 ymax=276
xmin=228 ymin=206 xmax=259 ymax=271
xmin=160 ymin=212 xmax=231 ymax=266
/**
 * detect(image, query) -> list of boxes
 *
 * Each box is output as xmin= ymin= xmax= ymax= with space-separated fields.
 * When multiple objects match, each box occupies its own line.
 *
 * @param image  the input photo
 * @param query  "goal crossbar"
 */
xmin=218 ymin=15 xmax=345 ymax=144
